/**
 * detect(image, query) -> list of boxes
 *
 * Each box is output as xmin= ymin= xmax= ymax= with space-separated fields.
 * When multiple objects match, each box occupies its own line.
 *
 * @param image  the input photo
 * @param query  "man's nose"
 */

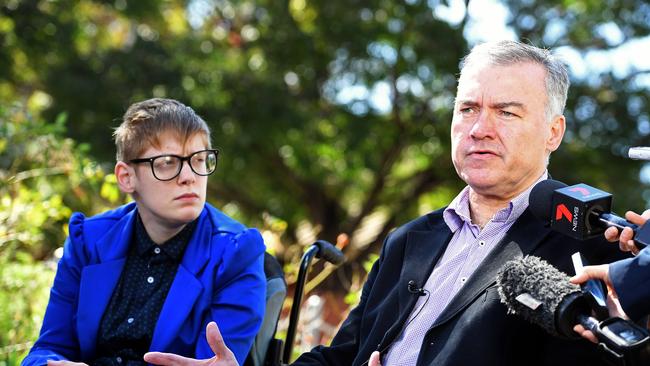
xmin=470 ymin=111 xmax=496 ymax=139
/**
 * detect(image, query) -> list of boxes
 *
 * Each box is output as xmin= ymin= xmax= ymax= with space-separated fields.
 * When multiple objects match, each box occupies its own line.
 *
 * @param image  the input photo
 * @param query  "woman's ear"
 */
xmin=115 ymin=161 xmax=136 ymax=194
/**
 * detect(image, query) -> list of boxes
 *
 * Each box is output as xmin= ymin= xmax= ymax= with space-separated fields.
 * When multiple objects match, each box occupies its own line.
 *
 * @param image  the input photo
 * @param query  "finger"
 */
xmin=206 ymin=321 xmax=236 ymax=361
xmin=573 ymin=324 xmax=598 ymax=344
xmin=619 ymin=227 xmax=635 ymax=245
xmin=369 ymin=351 xmax=382 ymax=366
xmin=625 ymin=211 xmax=648 ymax=225
xmin=641 ymin=209 xmax=650 ymax=220
xmin=605 ymin=289 xmax=628 ymax=319
xmin=47 ymin=361 xmax=87 ymax=366
xmin=626 ymin=239 xmax=641 ymax=256
xmin=144 ymin=351 xmax=194 ymax=366
xmin=569 ymin=265 xmax=609 ymax=285
xmin=604 ymin=226 xmax=620 ymax=242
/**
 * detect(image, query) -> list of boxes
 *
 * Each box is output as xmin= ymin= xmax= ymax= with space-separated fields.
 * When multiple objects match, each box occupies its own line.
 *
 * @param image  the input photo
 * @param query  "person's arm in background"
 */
xmin=571 ymin=209 xmax=650 ymax=342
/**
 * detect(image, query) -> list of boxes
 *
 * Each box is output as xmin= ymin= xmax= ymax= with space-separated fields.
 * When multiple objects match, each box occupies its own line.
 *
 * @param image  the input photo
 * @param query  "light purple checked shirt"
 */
xmin=383 ymin=172 xmax=547 ymax=365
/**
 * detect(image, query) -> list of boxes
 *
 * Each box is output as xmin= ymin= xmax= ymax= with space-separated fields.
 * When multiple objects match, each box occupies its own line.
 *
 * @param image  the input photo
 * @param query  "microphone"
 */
xmin=528 ymin=179 xmax=650 ymax=249
xmin=497 ymin=256 xmax=650 ymax=363
xmin=407 ymin=280 xmax=426 ymax=296
xmin=629 ymin=147 xmax=650 ymax=161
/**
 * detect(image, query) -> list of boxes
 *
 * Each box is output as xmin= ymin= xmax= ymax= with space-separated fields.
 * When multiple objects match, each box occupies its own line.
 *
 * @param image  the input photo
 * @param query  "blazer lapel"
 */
xmin=149 ymin=210 xmax=211 ymax=352
xmin=149 ymin=266 xmax=203 ymax=352
xmin=432 ymin=209 xmax=550 ymax=328
xmin=379 ymin=217 xmax=452 ymax=347
xmin=397 ymin=228 xmax=452 ymax=313
xmin=77 ymin=212 xmax=135 ymax=359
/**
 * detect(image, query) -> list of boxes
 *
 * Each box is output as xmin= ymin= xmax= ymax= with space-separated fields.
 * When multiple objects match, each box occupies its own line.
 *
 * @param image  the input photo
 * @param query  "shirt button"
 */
xmin=479 ymin=241 xmax=485 ymax=246
xmin=429 ymin=341 xmax=435 ymax=346
xmin=147 ymin=276 xmax=154 ymax=284
xmin=116 ymin=357 xmax=122 ymax=363
xmin=127 ymin=317 xmax=134 ymax=324
xmin=460 ymin=277 xmax=467 ymax=283
xmin=154 ymin=247 xmax=161 ymax=254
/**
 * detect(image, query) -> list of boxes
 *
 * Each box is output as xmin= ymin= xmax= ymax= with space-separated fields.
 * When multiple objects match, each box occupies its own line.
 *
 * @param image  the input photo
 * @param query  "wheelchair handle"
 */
xmin=282 ymin=240 xmax=345 ymax=363
xmin=314 ymin=240 xmax=346 ymax=266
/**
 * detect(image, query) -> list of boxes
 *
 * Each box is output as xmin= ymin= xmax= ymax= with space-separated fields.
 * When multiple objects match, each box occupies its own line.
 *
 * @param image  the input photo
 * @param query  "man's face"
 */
xmin=131 ymin=132 xmax=209 ymax=229
xmin=451 ymin=61 xmax=564 ymax=199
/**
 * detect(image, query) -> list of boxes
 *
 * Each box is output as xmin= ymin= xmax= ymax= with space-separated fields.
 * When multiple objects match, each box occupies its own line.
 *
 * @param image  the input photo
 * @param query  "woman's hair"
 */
xmin=113 ymin=98 xmax=211 ymax=161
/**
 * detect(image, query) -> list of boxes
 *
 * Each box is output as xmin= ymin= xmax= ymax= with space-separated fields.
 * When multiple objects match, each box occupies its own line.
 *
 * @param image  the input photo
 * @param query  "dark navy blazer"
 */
xmin=293 ymin=208 xmax=628 ymax=366
xmin=610 ymin=247 xmax=650 ymax=320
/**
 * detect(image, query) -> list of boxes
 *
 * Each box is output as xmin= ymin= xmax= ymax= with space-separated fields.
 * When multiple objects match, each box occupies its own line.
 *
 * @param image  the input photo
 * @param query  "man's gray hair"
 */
xmin=459 ymin=40 xmax=570 ymax=121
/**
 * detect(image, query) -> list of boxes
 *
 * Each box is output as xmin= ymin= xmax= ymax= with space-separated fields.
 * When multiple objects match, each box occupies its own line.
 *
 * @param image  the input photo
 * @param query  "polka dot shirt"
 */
xmin=92 ymin=215 xmax=196 ymax=366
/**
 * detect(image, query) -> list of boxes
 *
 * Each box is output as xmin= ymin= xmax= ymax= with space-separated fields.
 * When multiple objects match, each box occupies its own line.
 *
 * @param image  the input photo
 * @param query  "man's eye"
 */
xmin=500 ymin=110 xmax=517 ymax=118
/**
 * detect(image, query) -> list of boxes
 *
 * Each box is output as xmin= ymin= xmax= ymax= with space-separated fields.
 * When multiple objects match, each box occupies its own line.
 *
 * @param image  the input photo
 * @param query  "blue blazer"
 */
xmin=610 ymin=247 xmax=650 ymax=320
xmin=22 ymin=202 xmax=266 ymax=366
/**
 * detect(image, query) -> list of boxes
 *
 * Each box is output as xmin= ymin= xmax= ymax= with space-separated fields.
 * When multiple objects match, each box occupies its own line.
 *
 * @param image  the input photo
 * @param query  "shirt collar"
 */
xmin=134 ymin=214 xmax=196 ymax=261
xmin=443 ymin=171 xmax=548 ymax=232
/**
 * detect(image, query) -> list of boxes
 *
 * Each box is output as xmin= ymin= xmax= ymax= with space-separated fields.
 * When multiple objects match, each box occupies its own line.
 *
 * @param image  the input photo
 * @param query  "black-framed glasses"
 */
xmin=129 ymin=149 xmax=219 ymax=181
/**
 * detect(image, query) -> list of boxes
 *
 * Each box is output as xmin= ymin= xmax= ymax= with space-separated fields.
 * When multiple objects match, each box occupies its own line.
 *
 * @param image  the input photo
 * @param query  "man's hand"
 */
xmin=604 ymin=209 xmax=650 ymax=255
xmin=368 ymin=351 xmax=381 ymax=366
xmin=570 ymin=264 xmax=627 ymax=343
xmin=144 ymin=322 xmax=239 ymax=366
xmin=47 ymin=361 xmax=88 ymax=366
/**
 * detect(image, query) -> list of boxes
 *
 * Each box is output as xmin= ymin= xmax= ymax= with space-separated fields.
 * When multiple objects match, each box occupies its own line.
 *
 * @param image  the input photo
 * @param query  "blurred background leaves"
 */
xmin=1 ymin=0 xmax=650 ymax=362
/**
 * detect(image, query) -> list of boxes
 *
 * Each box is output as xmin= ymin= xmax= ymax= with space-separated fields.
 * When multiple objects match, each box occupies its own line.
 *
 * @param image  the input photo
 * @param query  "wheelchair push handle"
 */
xmin=282 ymin=240 xmax=346 ymax=363
xmin=313 ymin=239 xmax=345 ymax=266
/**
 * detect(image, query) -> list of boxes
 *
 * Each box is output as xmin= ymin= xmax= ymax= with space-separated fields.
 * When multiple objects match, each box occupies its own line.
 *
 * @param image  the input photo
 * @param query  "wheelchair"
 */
xmin=244 ymin=240 xmax=345 ymax=366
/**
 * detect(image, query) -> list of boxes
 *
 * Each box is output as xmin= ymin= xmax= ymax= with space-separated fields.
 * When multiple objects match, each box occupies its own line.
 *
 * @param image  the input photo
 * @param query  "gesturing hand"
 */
xmin=144 ymin=322 xmax=239 ymax=366
xmin=47 ymin=361 xmax=88 ymax=366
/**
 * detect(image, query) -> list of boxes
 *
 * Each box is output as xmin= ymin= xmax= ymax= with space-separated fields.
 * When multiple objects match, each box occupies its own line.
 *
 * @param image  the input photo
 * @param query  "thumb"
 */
xmin=206 ymin=322 xmax=236 ymax=362
xmin=369 ymin=351 xmax=381 ymax=366
xmin=569 ymin=264 xmax=609 ymax=285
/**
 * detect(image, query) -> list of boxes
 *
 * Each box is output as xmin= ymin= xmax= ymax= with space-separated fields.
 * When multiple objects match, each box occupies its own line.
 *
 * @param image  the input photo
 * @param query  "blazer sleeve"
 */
xmin=609 ymin=247 xmax=650 ymax=321
xmin=291 ymin=237 xmax=388 ymax=365
xmin=22 ymin=213 xmax=87 ymax=366
xmin=195 ymin=228 xmax=266 ymax=365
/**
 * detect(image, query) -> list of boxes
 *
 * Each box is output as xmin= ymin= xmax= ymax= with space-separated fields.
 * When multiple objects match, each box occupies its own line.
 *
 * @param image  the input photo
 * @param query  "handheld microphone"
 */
xmin=528 ymin=179 xmax=650 ymax=249
xmin=629 ymin=147 xmax=650 ymax=161
xmin=497 ymin=256 xmax=650 ymax=364
xmin=407 ymin=280 xmax=426 ymax=296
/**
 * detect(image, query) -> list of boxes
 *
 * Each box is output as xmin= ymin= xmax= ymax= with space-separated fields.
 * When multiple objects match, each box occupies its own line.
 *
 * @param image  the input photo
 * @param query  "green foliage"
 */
xmin=0 ymin=260 xmax=54 ymax=362
xmin=0 ymin=103 xmax=126 ymax=258
xmin=0 ymin=102 xmax=126 ymax=356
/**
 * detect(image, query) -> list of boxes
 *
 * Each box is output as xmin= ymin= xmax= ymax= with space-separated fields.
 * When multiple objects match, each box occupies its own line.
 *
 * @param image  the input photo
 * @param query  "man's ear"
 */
xmin=546 ymin=114 xmax=566 ymax=153
xmin=115 ymin=161 xmax=136 ymax=194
